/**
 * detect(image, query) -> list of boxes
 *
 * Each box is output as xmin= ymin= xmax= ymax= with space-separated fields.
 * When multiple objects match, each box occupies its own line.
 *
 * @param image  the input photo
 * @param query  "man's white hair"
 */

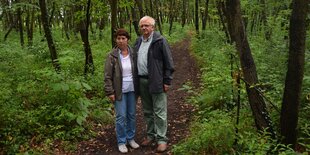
xmin=139 ymin=16 xmax=156 ymax=26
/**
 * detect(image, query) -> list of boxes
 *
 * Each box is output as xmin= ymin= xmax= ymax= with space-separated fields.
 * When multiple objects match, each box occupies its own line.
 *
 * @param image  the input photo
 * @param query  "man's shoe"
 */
xmin=128 ymin=140 xmax=140 ymax=149
xmin=118 ymin=144 xmax=128 ymax=153
xmin=141 ymin=139 xmax=153 ymax=146
xmin=156 ymin=143 xmax=167 ymax=152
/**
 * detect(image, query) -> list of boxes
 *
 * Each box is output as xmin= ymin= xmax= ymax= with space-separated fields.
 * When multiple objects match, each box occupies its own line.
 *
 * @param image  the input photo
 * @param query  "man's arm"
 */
xmin=161 ymin=38 xmax=175 ymax=85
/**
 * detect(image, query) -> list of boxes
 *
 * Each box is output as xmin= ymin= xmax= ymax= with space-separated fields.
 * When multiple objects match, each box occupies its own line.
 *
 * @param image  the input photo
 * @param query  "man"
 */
xmin=133 ymin=16 xmax=174 ymax=152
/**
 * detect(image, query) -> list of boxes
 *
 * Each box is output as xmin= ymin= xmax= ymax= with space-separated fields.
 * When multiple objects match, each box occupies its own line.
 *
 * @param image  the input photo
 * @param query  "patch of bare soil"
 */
xmin=74 ymin=36 xmax=201 ymax=155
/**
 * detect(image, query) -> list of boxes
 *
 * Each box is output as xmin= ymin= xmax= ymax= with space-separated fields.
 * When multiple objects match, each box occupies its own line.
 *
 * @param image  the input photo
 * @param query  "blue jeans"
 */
xmin=114 ymin=91 xmax=136 ymax=145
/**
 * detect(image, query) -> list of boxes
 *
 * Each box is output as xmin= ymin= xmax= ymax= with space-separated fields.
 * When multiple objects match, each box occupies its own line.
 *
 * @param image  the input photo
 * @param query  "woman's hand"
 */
xmin=108 ymin=95 xmax=115 ymax=103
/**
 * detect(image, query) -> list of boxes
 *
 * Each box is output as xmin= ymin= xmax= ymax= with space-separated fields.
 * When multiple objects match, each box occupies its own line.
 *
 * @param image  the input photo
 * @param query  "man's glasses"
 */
xmin=140 ymin=24 xmax=152 ymax=28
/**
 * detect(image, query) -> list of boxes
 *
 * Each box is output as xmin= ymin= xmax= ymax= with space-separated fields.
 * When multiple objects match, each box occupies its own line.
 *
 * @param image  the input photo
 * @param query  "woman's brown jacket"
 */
xmin=104 ymin=46 xmax=137 ymax=101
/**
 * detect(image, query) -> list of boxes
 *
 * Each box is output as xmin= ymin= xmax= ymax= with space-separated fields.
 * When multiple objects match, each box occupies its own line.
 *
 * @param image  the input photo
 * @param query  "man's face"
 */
xmin=139 ymin=19 xmax=154 ymax=37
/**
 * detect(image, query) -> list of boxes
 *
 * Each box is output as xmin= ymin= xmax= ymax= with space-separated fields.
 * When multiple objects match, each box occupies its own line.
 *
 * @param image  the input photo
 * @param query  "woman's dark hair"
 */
xmin=115 ymin=28 xmax=130 ymax=40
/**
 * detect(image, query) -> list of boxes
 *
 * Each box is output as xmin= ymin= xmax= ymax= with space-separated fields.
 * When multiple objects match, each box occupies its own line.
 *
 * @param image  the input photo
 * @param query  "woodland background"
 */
xmin=0 ymin=0 xmax=309 ymax=154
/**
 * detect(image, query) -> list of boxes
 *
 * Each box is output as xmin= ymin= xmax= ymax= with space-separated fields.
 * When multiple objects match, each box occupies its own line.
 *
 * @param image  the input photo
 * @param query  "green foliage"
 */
xmin=190 ymin=30 xmax=243 ymax=112
xmin=174 ymin=21 xmax=310 ymax=154
xmin=298 ymin=123 xmax=310 ymax=153
xmin=172 ymin=110 xmax=235 ymax=155
xmin=235 ymin=130 xmax=297 ymax=155
xmin=0 ymin=28 xmax=112 ymax=153
xmin=0 ymin=67 xmax=93 ymax=153
xmin=173 ymin=30 xmax=238 ymax=155
xmin=0 ymin=20 xmax=189 ymax=153
xmin=0 ymin=1 xmax=309 ymax=153
xmin=162 ymin=23 xmax=191 ymax=44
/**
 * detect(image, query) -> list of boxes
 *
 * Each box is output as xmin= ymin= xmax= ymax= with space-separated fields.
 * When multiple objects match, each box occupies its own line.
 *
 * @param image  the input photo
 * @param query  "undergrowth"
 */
xmin=172 ymin=27 xmax=309 ymax=154
xmin=0 ymin=24 xmax=189 ymax=154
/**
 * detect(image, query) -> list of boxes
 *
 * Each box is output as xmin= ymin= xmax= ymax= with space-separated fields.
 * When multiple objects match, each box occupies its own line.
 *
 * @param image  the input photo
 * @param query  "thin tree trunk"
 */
xmin=2 ymin=0 xmax=11 ymax=30
xmin=195 ymin=0 xmax=199 ymax=34
xmin=80 ymin=0 xmax=94 ymax=75
xmin=60 ymin=9 xmax=70 ymax=40
xmin=16 ymin=1 xmax=24 ymax=47
xmin=181 ymin=0 xmax=187 ymax=27
xmin=149 ymin=0 xmax=153 ymax=17
xmin=144 ymin=0 xmax=149 ymax=16
xmin=217 ymin=1 xmax=231 ymax=43
xmin=158 ymin=0 xmax=164 ymax=24
xmin=118 ymin=7 xmax=124 ymax=28
xmin=225 ymin=0 xmax=275 ymax=136
xmin=260 ymin=0 xmax=270 ymax=40
xmin=26 ymin=4 xmax=35 ymax=46
xmin=154 ymin=0 xmax=162 ymax=35
xmin=168 ymin=0 xmax=175 ymax=36
xmin=38 ymin=14 xmax=42 ymax=34
xmin=110 ymin=0 xmax=117 ymax=47
xmin=48 ymin=2 xmax=55 ymax=26
xmin=135 ymin=0 xmax=144 ymax=19
xmin=280 ymin=0 xmax=308 ymax=149
xmin=98 ymin=17 xmax=105 ymax=40
xmin=202 ymin=0 xmax=209 ymax=30
xmin=3 ymin=26 xmax=13 ymax=41
xmin=39 ymin=0 xmax=60 ymax=71
xmin=130 ymin=5 xmax=140 ymax=37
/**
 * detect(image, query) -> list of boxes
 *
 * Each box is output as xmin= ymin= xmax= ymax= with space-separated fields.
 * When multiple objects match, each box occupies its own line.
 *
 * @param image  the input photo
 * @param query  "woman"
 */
xmin=104 ymin=29 xmax=139 ymax=153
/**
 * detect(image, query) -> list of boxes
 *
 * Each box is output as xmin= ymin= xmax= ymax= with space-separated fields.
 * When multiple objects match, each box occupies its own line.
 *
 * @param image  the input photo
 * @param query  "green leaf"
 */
xmin=52 ymin=83 xmax=62 ymax=91
xmin=81 ymin=82 xmax=92 ymax=90
xmin=76 ymin=116 xmax=85 ymax=126
xmin=61 ymin=83 xmax=70 ymax=91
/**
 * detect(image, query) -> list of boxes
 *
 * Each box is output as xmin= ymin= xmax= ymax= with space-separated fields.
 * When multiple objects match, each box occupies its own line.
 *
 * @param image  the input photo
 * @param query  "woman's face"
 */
xmin=116 ymin=35 xmax=128 ymax=49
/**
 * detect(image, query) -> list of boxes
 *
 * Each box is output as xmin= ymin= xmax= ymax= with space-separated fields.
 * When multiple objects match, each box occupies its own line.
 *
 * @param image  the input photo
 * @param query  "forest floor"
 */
xmin=73 ymin=36 xmax=201 ymax=155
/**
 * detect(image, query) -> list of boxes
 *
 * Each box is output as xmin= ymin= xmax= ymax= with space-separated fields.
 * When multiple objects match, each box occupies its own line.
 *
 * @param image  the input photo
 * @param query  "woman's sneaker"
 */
xmin=118 ymin=144 xmax=128 ymax=153
xmin=128 ymin=140 xmax=140 ymax=149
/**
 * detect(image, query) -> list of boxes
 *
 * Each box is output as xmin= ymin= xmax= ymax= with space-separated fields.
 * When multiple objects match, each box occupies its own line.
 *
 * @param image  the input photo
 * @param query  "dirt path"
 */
xmin=75 ymin=37 xmax=201 ymax=155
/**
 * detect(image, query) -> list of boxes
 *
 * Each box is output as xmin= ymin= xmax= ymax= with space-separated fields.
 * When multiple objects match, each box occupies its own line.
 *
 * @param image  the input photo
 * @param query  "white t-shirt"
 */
xmin=120 ymin=53 xmax=134 ymax=93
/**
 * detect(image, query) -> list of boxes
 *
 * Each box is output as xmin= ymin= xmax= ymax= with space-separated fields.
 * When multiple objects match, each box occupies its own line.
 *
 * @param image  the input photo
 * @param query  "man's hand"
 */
xmin=164 ymin=84 xmax=170 ymax=92
xmin=108 ymin=95 xmax=115 ymax=103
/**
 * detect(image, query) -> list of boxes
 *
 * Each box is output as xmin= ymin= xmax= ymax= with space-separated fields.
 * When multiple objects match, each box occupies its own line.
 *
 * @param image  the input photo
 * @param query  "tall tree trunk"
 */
xmin=149 ymin=0 xmax=153 ymax=17
xmin=260 ymin=0 xmax=270 ymax=40
xmin=16 ymin=1 xmax=24 ymax=47
xmin=195 ymin=0 xmax=199 ymax=34
xmin=98 ymin=17 xmax=106 ymax=40
xmin=39 ymin=0 xmax=60 ymax=71
xmin=118 ymin=7 xmax=124 ymax=28
xmin=202 ymin=0 xmax=209 ymax=30
xmin=144 ymin=0 xmax=150 ymax=16
xmin=48 ymin=1 xmax=55 ymax=26
xmin=26 ymin=4 xmax=35 ymax=46
xmin=135 ymin=0 xmax=144 ymax=19
xmin=181 ymin=0 xmax=187 ymax=27
xmin=4 ymin=26 xmax=13 ymax=41
xmin=154 ymin=0 xmax=162 ymax=35
xmin=61 ymin=9 xmax=70 ymax=40
xmin=38 ymin=14 xmax=42 ymax=34
xmin=217 ymin=1 xmax=231 ymax=43
xmin=130 ymin=5 xmax=140 ymax=37
xmin=158 ymin=0 xmax=164 ymax=24
xmin=168 ymin=0 xmax=175 ymax=36
xmin=110 ymin=0 xmax=117 ymax=47
xmin=225 ymin=0 xmax=275 ymax=136
xmin=80 ymin=0 xmax=94 ymax=75
xmin=280 ymin=0 xmax=308 ymax=149
xmin=1 ymin=0 xmax=10 ymax=30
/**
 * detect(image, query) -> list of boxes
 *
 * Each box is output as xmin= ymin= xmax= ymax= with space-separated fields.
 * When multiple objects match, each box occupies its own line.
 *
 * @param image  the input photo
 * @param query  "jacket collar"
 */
xmin=111 ymin=46 xmax=132 ymax=58
xmin=139 ymin=31 xmax=162 ymax=44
